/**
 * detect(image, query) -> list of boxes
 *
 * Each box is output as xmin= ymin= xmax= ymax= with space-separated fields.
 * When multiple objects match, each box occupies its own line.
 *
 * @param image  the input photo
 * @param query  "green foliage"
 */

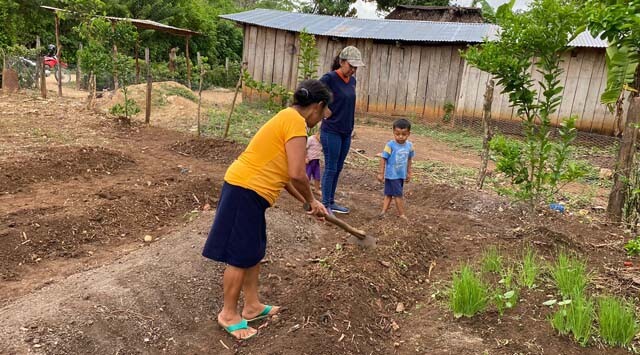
xmin=242 ymin=70 xmax=292 ymax=110
xmin=518 ymin=246 xmax=541 ymax=289
xmin=601 ymin=45 xmax=639 ymax=109
xmin=375 ymin=0 xmax=449 ymax=13
xmin=297 ymin=29 xmax=320 ymax=82
xmin=597 ymin=296 xmax=638 ymax=347
xmin=163 ymin=84 xmax=198 ymax=102
xmin=481 ymin=246 xmax=503 ymax=274
xmin=300 ymin=0 xmax=358 ymax=17
xmin=550 ymin=251 xmax=589 ymax=299
xmin=471 ymin=0 xmax=496 ymax=23
xmin=550 ymin=295 xmax=594 ymax=347
xmin=110 ymin=97 xmax=141 ymax=120
xmin=206 ymin=102 xmax=272 ymax=143
xmin=494 ymin=266 xmax=519 ymax=315
xmin=449 ymin=265 xmax=489 ymax=318
xmin=624 ymin=236 xmax=640 ymax=256
xmin=442 ymin=101 xmax=455 ymax=123
xmin=464 ymin=0 xmax=586 ymax=205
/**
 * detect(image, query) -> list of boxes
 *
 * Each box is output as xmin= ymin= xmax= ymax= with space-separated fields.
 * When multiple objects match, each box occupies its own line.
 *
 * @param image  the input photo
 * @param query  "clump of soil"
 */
xmin=0 ymin=146 xmax=135 ymax=194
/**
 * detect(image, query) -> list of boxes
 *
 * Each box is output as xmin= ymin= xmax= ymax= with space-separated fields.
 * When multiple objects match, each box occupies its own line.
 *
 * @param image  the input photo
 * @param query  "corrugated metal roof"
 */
xmin=221 ymin=9 xmax=499 ymax=43
xmin=220 ymin=9 xmax=607 ymax=48
xmin=569 ymin=31 xmax=606 ymax=48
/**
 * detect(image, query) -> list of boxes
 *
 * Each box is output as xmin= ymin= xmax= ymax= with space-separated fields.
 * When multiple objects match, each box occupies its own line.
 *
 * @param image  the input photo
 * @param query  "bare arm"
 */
xmin=285 ymin=136 xmax=327 ymax=216
xmin=406 ymin=158 xmax=412 ymax=183
xmin=378 ymin=156 xmax=386 ymax=182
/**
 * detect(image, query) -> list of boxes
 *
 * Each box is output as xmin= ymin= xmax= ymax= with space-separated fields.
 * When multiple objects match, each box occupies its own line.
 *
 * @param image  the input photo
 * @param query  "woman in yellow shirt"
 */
xmin=202 ymin=80 xmax=331 ymax=340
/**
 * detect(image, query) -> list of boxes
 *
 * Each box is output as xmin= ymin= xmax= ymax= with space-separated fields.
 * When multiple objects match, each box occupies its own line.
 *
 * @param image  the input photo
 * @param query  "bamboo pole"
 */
xmin=223 ymin=63 xmax=246 ymax=139
xmin=145 ymin=48 xmax=152 ymax=124
xmin=76 ymin=43 xmax=82 ymax=90
xmin=135 ymin=37 xmax=140 ymax=84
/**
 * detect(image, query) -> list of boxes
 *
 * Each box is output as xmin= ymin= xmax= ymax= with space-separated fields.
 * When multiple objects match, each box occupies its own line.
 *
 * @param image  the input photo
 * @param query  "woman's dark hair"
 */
xmin=293 ymin=79 xmax=332 ymax=107
xmin=331 ymin=55 xmax=341 ymax=71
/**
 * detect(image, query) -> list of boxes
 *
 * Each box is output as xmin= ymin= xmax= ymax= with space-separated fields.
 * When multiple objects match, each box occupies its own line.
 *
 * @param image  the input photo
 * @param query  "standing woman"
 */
xmin=320 ymin=46 xmax=365 ymax=214
xmin=202 ymin=80 xmax=331 ymax=340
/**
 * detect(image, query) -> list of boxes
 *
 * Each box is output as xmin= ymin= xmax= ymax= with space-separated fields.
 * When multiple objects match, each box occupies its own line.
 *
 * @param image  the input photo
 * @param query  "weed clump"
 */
xmin=450 ymin=265 xmax=489 ymax=318
xmin=597 ymin=296 xmax=638 ymax=347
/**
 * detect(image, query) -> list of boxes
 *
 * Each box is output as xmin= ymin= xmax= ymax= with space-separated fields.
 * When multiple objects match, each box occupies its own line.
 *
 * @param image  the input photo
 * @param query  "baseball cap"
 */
xmin=339 ymin=46 xmax=365 ymax=67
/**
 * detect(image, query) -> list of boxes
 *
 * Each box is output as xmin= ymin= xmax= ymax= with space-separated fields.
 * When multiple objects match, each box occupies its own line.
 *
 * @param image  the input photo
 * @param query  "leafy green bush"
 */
xmin=598 ymin=296 xmax=638 ymax=347
xmin=551 ymin=295 xmax=594 ymax=347
xmin=449 ymin=265 xmax=489 ymax=318
xmin=162 ymin=84 xmax=198 ymax=102
xmin=624 ymin=237 xmax=640 ymax=256
xmin=110 ymin=98 xmax=140 ymax=121
xmin=442 ymin=101 xmax=455 ymax=123
xmin=551 ymin=251 xmax=589 ymax=299
xmin=481 ymin=246 xmax=503 ymax=274
xmin=519 ymin=246 xmax=541 ymax=289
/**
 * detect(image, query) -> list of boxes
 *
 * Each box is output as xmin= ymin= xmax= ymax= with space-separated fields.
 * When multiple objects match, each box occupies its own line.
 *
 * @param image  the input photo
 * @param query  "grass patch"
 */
xmin=449 ymin=265 xmax=489 ymax=318
xmin=551 ymin=294 xmax=594 ymax=347
xmin=598 ymin=296 xmax=638 ymax=347
xmin=407 ymin=123 xmax=483 ymax=152
xmin=412 ymin=160 xmax=476 ymax=186
xmin=205 ymin=102 xmax=273 ymax=144
xmin=481 ymin=246 xmax=503 ymax=274
xmin=162 ymin=84 xmax=198 ymax=102
xmin=550 ymin=251 xmax=589 ymax=299
xmin=518 ymin=246 xmax=541 ymax=289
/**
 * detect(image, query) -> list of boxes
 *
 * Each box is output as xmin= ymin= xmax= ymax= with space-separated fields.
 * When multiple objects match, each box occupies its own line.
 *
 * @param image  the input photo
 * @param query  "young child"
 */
xmin=377 ymin=118 xmax=415 ymax=220
xmin=306 ymin=130 xmax=322 ymax=194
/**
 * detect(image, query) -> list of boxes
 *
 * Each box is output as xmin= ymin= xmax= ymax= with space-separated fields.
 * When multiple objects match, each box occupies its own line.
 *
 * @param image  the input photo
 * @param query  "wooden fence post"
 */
xmin=145 ymin=48 xmax=152 ymax=124
xmin=76 ymin=43 xmax=82 ymax=90
xmin=185 ymin=35 xmax=191 ymax=89
xmin=55 ymin=12 xmax=62 ymax=97
xmin=477 ymin=78 xmax=495 ymax=190
xmin=197 ymin=52 xmax=204 ymax=137
xmin=608 ymin=97 xmax=640 ymax=222
xmin=224 ymin=63 xmax=246 ymax=139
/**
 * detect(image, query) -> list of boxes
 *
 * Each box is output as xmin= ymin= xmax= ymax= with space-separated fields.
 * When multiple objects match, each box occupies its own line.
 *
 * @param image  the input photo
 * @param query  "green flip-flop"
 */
xmin=246 ymin=305 xmax=275 ymax=322
xmin=219 ymin=319 xmax=256 ymax=340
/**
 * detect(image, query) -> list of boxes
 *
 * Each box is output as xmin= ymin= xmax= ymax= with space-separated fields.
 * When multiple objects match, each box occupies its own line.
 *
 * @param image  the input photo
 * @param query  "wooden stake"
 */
xmin=477 ymin=78 xmax=494 ymax=190
xmin=197 ymin=52 xmax=203 ymax=137
xmin=55 ymin=12 xmax=62 ymax=97
xmin=224 ymin=63 xmax=246 ymax=139
xmin=38 ymin=55 xmax=46 ymax=99
xmin=185 ymin=35 xmax=191 ymax=89
xmin=608 ymin=97 xmax=640 ymax=222
xmin=112 ymin=21 xmax=119 ymax=91
xmin=135 ymin=36 xmax=140 ymax=84
xmin=145 ymin=48 xmax=152 ymax=124
xmin=76 ymin=43 xmax=82 ymax=90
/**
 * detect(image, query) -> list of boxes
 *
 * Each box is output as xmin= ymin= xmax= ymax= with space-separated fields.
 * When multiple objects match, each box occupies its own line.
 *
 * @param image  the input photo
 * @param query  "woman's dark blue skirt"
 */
xmin=202 ymin=182 xmax=270 ymax=268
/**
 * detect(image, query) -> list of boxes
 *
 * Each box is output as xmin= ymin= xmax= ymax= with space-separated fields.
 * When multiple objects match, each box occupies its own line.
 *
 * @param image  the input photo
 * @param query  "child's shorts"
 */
xmin=306 ymin=159 xmax=321 ymax=181
xmin=384 ymin=178 xmax=404 ymax=197
xmin=202 ymin=182 xmax=270 ymax=268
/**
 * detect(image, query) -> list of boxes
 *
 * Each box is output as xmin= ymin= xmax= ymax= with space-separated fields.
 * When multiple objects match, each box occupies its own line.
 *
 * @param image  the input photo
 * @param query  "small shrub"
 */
xmin=598 ymin=296 xmax=638 ymax=347
xmin=110 ymin=98 xmax=140 ymax=120
xmin=551 ymin=251 xmax=588 ymax=298
xmin=442 ymin=101 xmax=455 ymax=123
xmin=494 ymin=266 xmax=519 ymax=315
xmin=624 ymin=237 xmax=640 ymax=256
xmin=519 ymin=246 xmax=541 ymax=288
xmin=481 ymin=246 xmax=503 ymax=274
xmin=450 ymin=265 xmax=489 ymax=318
xmin=551 ymin=295 xmax=594 ymax=347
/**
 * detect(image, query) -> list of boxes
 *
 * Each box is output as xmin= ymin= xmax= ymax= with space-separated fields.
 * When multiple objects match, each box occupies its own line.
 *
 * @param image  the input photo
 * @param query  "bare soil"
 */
xmin=0 ymin=85 xmax=635 ymax=355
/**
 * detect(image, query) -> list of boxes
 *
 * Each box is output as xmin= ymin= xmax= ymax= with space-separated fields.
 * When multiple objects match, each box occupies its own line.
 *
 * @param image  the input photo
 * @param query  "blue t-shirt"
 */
xmin=381 ymin=140 xmax=415 ymax=180
xmin=319 ymin=71 xmax=356 ymax=136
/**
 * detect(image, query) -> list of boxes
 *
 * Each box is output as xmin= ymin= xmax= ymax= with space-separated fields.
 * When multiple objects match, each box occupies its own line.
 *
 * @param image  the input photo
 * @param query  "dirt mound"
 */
xmin=0 ymin=146 xmax=134 ymax=194
xmin=169 ymin=138 xmax=243 ymax=164
xmin=0 ymin=176 xmax=218 ymax=282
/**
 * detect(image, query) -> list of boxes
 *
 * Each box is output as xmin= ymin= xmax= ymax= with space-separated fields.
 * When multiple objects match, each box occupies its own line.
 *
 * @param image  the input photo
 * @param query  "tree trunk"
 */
xmin=477 ymin=78 xmax=495 ymax=189
xmin=608 ymin=97 xmax=640 ymax=222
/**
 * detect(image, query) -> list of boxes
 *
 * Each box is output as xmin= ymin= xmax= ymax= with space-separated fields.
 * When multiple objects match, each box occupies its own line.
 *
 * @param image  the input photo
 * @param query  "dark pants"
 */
xmin=320 ymin=130 xmax=351 ymax=206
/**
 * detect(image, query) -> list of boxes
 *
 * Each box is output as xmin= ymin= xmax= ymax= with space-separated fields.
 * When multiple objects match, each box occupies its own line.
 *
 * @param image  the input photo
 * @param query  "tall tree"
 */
xmin=375 ymin=0 xmax=449 ymax=13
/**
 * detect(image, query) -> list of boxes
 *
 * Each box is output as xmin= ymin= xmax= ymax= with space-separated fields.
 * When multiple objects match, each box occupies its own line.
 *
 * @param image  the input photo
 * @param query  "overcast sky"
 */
xmin=352 ymin=0 xmax=531 ymax=19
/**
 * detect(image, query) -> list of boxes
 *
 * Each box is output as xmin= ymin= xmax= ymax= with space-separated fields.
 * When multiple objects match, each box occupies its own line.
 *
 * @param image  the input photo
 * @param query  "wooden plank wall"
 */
xmin=454 ymin=48 xmax=628 ymax=135
xmin=242 ymin=25 xmax=622 ymax=136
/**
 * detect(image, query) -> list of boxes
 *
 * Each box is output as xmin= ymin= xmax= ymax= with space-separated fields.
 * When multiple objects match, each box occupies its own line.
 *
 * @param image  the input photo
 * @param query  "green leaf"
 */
xmin=503 ymin=290 xmax=515 ymax=299
xmin=543 ymin=299 xmax=557 ymax=306
xmin=601 ymin=44 xmax=640 ymax=106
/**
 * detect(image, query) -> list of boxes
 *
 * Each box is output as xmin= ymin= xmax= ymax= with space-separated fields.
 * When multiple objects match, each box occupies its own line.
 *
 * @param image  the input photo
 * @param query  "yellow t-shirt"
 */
xmin=225 ymin=107 xmax=307 ymax=205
